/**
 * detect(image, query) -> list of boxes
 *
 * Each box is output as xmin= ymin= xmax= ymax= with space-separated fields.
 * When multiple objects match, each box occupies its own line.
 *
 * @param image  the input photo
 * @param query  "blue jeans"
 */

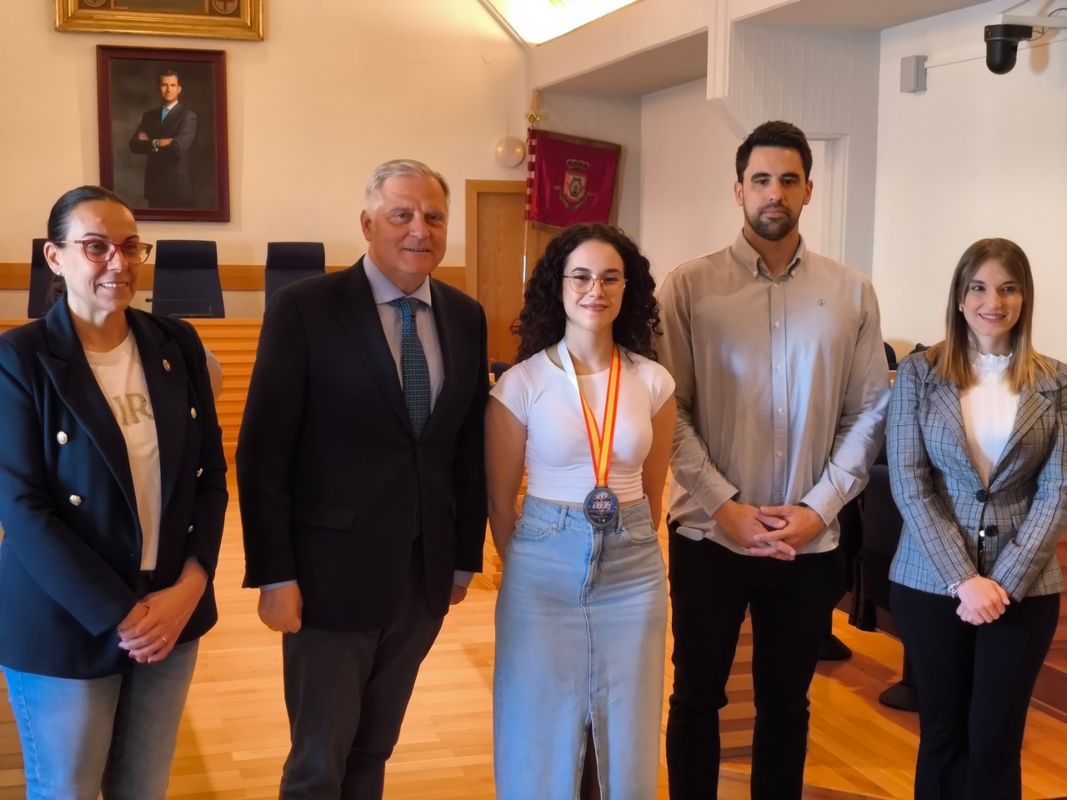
xmin=494 ymin=496 xmax=668 ymax=799
xmin=2 ymin=640 xmax=198 ymax=800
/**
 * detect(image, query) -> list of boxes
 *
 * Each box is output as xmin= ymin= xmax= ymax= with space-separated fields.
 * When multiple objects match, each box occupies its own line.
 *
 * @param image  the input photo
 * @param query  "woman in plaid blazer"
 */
xmin=888 ymin=238 xmax=1066 ymax=800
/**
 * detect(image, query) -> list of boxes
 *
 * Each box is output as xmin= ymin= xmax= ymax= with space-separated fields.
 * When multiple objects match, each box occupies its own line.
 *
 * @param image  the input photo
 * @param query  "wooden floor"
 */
xmin=2 ymin=500 xmax=1067 ymax=799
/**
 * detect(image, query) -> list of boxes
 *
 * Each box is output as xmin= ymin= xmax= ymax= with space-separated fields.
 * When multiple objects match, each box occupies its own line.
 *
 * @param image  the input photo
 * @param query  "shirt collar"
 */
xmin=730 ymin=229 xmax=806 ymax=281
xmin=163 ymin=100 xmax=179 ymax=111
xmin=363 ymin=254 xmax=433 ymax=307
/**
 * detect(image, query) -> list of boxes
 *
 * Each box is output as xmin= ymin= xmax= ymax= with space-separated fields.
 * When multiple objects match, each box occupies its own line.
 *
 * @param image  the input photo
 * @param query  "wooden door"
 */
xmin=465 ymin=181 xmax=556 ymax=365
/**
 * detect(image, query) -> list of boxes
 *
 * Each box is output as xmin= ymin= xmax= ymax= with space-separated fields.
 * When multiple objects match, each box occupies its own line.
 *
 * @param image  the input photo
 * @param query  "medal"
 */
xmin=583 ymin=486 xmax=620 ymax=531
xmin=558 ymin=341 xmax=622 ymax=532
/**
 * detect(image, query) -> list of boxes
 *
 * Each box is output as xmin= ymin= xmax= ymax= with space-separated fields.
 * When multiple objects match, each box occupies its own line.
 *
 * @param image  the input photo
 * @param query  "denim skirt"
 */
xmin=493 ymin=495 xmax=668 ymax=799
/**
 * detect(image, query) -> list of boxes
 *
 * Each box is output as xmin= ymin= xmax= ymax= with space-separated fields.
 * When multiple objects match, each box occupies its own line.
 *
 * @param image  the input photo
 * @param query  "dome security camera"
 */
xmin=984 ymin=24 xmax=1034 ymax=74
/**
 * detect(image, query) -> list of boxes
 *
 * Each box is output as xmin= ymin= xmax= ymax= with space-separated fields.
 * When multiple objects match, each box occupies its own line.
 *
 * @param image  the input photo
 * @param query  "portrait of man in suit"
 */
xmin=128 ymin=68 xmax=198 ymax=208
xmin=238 ymin=159 xmax=489 ymax=799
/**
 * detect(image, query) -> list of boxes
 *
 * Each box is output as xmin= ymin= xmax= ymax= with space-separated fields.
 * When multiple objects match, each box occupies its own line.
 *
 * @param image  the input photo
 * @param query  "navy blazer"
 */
xmin=0 ymin=301 xmax=227 ymax=678
xmin=238 ymin=259 xmax=489 ymax=630
xmin=889 ymin=352 xmax=1067 ymax=600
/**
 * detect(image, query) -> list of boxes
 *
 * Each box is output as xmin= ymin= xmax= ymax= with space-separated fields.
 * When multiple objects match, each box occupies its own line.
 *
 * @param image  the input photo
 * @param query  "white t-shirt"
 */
xmin=85 ymin=332 xmax=162 ymax=571
xmin=491 ymin=348 xmax=675 ymax=504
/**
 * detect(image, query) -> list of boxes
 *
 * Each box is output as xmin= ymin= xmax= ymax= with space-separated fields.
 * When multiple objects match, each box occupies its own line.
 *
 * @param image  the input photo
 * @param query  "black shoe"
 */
xmin=878 ymin=681 xmax=919 ymax=712
xmin=818 ymin=633 xmax=853 ymax=661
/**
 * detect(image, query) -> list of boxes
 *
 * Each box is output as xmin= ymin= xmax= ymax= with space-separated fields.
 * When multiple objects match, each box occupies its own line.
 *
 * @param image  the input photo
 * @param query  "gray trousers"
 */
xmin=279 ymin=549 xmax=445 ymax=800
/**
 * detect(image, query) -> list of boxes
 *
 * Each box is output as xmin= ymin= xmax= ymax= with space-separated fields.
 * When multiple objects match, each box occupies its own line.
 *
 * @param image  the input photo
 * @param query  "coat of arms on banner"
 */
xmin=561 ymin=159 xmax=590 ymax=209
xmin=525 ymin=129 xmax=621 ymax=227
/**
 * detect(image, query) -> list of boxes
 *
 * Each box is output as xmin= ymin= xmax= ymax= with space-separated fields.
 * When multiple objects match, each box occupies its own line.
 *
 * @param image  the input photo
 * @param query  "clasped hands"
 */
xmin=713 ymin=500 xmax=826 ymax=561
xmin=955 ymin=576 xmax=1010 ymax=626
xmin=116 ymin=560 xmax=208 ymax=664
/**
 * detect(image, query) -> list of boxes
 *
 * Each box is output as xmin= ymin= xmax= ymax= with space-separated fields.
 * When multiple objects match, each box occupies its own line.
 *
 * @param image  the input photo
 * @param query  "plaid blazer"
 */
xmin=888 ymin=352 xmax=1067 ymax=599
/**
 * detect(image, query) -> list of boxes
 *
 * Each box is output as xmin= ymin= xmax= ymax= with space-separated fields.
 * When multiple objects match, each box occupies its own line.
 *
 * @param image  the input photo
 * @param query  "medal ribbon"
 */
xmin=557 ymin=342 xmax=622 ymax=488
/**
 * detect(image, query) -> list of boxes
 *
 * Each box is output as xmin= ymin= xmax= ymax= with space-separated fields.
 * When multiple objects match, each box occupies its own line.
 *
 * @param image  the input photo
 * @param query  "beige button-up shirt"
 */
xmin=658 ymin=232 xmax=890 ymax=555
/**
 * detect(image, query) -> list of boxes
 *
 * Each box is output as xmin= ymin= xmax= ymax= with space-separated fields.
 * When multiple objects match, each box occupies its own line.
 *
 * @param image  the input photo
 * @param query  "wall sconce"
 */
xmin=495 ymin=136 xmax=527 ymax=168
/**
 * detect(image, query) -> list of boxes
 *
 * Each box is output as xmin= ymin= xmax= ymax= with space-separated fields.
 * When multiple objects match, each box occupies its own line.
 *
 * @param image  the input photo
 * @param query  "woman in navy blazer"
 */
xmin=888 ymin=238 xmax=1066 ymax=800
xmin=0 ymin=186 xmax=227 ymax=799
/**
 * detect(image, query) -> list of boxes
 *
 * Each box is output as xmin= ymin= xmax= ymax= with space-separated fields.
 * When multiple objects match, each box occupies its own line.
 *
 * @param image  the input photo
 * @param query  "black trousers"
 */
xmin=890 ymin=583 xmax=1059 ymax=800
xmin=665 ymin=534 xmax=846 ymax=800
xmin=278 ymin=545 xmax=445 ymax=800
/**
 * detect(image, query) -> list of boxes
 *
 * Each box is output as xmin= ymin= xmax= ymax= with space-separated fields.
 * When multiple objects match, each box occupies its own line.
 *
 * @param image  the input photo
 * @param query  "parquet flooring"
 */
xmin=2 ymin=499 xmax=1066 ymax=798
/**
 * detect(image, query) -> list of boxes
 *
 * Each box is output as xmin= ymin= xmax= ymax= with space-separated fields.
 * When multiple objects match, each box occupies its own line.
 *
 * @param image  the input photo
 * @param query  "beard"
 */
xmin=745 ymin=204 xmax=799 ymax=242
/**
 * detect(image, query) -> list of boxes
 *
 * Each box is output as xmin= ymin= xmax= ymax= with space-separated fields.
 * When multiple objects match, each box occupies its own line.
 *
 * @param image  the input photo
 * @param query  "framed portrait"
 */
xmin=97 ymin=45 xmax=229 ymax=222
xmin=56 ymin=0 xmax=263 ymax=41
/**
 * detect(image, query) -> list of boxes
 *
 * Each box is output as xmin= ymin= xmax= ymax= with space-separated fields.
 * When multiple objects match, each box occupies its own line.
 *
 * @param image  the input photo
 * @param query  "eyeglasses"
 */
xmin=562 ymin=271 xmax=627 ymax=294
xmin=54 ymin=239 xmax=153 ymax=265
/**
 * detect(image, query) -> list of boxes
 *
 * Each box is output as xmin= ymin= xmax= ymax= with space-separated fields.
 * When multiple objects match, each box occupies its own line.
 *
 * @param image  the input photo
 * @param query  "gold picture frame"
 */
xmin=56 ymin=1 xmax=263 ymax=42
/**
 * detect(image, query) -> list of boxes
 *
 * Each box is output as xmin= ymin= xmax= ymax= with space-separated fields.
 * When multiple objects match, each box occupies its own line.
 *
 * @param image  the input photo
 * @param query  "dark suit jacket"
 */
xmin=238 ymin=260 xmax=488 ymax=630
xmin=129 ymin=102 xmax=198 ymax=207
xmin=0 ymin=301 xmax=227 ymax=678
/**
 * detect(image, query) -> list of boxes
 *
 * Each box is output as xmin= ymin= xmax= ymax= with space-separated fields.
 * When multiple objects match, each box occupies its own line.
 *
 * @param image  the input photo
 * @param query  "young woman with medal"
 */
xmin=487 ymin=223 xmax=676 ymax=799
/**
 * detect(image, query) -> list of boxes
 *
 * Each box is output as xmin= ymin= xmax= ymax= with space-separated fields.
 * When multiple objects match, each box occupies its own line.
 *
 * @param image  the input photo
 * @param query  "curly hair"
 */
xmin=513 ymin=223 xmax=662 ymax=363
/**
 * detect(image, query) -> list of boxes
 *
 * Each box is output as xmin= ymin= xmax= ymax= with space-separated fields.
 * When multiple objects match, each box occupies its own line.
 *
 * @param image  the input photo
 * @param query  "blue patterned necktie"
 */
xmin=389 ymin=297 xmax=431 ymax=436
xmin=161 ymin=107 xmax=169 ymax=122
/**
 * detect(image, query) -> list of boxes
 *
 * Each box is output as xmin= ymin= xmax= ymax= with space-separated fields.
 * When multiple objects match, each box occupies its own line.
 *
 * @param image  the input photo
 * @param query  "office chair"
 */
xmin=150 ymin=239 xmax=225 ymax=318
xmin=27 ymin=238 xmax=52 ymax=318
xmin=264 ymin=242 xmax=326 ymax=307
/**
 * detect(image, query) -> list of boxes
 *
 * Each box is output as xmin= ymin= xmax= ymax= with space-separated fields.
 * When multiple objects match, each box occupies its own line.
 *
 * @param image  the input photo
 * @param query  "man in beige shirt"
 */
xmin=658 ymin=120 xmax=889 ymax=800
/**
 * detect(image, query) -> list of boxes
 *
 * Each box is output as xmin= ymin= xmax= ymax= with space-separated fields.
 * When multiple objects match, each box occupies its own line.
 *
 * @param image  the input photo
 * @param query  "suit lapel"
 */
xmin=335 ymin=261 xmax=413 ymax=433
xmin=927 ymin=379 xmax=971 ymax=460
xmin=421 ymin=279 xmax=455 ymax=440
xmin=989 ymin=378 xmax=1055 ymax=489
xmin=129 ymin=312 xmax=186 ymax=515
xmin=39 ymin=302 xmax=138 ymax=521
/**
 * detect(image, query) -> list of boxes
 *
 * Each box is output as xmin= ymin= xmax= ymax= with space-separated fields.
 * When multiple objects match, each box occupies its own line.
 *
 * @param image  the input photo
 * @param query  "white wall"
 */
xmin=873 ymin=0 xmax=1067 ymax=359
xmin=639 ymin=80 xmax=740 ymax=278
xmin=0 ymin=1 xmax=527 ymax=270
xmin=639 ymin=79 xmax=830 ymax=282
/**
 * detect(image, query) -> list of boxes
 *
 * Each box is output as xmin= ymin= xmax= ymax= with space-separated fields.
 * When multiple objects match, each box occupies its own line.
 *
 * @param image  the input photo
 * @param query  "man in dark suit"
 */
xmin=238 ymin=159 xmax=488 ymax=799
xmin=128 ymin=68 xmax=198 ymax=208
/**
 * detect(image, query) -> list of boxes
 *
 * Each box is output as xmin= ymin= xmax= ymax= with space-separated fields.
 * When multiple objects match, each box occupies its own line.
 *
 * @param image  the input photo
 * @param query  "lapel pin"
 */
xmin=162 ymin=358 xmax=172 ymax=372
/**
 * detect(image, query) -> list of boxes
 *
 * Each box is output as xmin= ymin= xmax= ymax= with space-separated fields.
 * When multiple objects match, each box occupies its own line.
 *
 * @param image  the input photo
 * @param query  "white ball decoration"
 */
xmin=494 ymin=136 xmax=527 ymax=168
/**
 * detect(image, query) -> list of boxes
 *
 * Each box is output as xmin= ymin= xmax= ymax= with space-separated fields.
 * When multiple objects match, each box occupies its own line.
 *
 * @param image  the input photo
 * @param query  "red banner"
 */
xmin=525 ymin=128 xmax=621 ymax=228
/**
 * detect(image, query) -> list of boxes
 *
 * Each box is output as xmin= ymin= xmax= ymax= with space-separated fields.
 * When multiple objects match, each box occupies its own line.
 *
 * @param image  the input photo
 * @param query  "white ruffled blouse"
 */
xmin=959 ymin=353 xmax=1019 ymax=487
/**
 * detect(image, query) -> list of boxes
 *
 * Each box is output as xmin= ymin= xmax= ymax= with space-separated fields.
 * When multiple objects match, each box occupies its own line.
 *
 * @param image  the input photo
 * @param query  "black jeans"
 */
xmin=890 ymin=582 xmax=1059 ymax=800
xmin=666 ymin=533 xmax=845 ymax=800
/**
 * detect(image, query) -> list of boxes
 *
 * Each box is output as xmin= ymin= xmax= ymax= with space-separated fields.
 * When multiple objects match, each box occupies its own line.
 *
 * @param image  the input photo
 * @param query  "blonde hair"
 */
xmin=927 ymin=237 xmax=1052 ymax=391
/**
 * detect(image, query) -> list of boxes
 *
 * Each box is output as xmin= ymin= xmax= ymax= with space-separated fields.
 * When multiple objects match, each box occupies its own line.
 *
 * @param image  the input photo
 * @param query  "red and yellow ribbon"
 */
xmin=577 ymin=346 xmax=622 ymax=488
